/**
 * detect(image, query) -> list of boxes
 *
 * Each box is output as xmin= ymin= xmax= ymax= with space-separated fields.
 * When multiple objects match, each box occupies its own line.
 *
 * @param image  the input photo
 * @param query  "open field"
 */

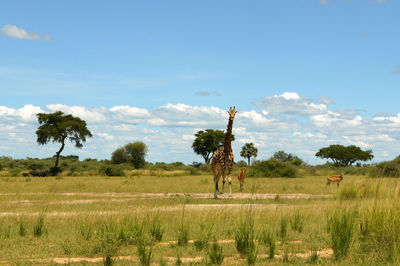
xmin=0 ymin=173 xmax=399 ymax=265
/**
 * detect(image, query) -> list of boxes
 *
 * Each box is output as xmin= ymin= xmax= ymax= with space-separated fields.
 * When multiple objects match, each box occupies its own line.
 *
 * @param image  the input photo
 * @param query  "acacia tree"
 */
xmin=315 ymin=144 xmax=373 ymax=167
xmin=36 ymin=111 xmax=92 ymax=170
xmin=192 ymin=129 xmax=235 ymax=164
xmin=240 ymin=143 xmax=258 ymax=165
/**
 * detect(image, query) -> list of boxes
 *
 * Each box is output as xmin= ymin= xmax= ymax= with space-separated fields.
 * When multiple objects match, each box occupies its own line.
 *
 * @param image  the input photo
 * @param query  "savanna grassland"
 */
xmin=0 ymin=171 xmax=400 ymax=265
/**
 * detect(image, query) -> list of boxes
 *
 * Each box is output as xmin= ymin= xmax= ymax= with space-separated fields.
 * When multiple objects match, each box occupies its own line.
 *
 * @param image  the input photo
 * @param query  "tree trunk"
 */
xmin=247 ymin=157 xmax=250 ymax=166
xmin=54 ymin=137 xmax=66 ymax=168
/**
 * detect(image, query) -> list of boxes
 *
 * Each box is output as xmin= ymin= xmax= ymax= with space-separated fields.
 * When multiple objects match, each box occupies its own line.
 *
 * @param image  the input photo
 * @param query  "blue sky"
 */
xmin=1 ymin=0 xmax=400 ymax=164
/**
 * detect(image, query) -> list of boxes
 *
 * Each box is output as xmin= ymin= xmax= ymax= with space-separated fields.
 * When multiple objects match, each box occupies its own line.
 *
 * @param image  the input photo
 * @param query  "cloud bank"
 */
xmin=1 ymin=92 xmax=400 ymax=164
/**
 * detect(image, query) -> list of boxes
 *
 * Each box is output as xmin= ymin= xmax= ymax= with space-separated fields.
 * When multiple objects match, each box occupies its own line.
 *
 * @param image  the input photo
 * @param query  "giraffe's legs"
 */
xmin=213 ymin=164 xmax=222 ymax=199
xmin=221 ymin=166 xmax=226 ymax=195
xmin=227 ymin=160 xmax=233 ymax=197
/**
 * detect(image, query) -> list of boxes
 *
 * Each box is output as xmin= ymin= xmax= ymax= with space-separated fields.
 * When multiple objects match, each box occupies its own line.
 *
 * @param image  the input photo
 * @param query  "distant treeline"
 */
xmin=0 ymin=155 xmax=400 ymax=178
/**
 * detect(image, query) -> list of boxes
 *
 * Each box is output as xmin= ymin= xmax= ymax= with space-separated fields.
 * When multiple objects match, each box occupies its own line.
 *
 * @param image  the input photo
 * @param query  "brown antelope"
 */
xmin=327 ymin=172 xmax=344 ymax=187
xmin=237 ymin=167 xmax=246 ymax=192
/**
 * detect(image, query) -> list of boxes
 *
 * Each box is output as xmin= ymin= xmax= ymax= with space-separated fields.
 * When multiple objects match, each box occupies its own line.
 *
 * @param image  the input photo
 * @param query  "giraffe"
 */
xmin=212 ymin=106 xmax=237 ymax=199
xmin=238 ymin=167 xmax=246 ymax=192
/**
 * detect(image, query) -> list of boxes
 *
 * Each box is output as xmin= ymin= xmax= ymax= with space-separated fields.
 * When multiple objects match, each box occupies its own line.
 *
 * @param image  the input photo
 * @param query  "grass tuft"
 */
xmin=208 ymin=238 xmax=224 ymax=265
xmin=137 ymin=239 xmax=153 ymax=266
xmin=328 ymin=209 xmax=355 ymax=260
xmin=261 ymin=227 xmax=276 ymax=259
xmin=234 ymin=209 xmax=258 ymax=263
xmin=33 ymin=214 xmax=47 ymax=237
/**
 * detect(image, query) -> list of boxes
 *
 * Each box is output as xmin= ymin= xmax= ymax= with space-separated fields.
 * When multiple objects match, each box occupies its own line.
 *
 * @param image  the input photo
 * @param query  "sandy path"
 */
xmin=22 ymin=248 xmax=334 ymax=264
xmin=1 ymin=192 xmax=332 ymax=200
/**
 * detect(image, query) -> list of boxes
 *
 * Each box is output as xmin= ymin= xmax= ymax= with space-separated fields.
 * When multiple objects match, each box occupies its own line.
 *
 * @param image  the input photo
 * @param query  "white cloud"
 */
xmin=46 ymin=104 xmax=108 ymax=123
xmin=97 ymin=133 xmax=114 ymax=141
xmin=255 ymin=92 xmax=327 ymax=115
xmin=1 ymin=24 xmax=51 ymax=40
xmin=2 ymin=98 xmax=400 ymax=164
xmin=0 ymin=104 xmax=43 ymax=122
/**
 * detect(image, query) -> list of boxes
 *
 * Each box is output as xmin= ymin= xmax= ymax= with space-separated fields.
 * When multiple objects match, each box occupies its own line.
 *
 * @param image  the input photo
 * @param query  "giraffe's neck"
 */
xmin=223 ymin=117 xmax=234 ymax=155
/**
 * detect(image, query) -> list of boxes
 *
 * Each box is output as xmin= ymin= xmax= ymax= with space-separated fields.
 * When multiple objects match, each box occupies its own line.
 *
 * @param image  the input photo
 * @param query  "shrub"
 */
xmin=102 ymin=165 xmax=125 ymax=176
xmin=247 ymin=159 xmax=298 ymax=178
xmin=9 ymin=168 xmax=22 ymax=177
xmin=49 ymin=166 xmax=62 ymax=176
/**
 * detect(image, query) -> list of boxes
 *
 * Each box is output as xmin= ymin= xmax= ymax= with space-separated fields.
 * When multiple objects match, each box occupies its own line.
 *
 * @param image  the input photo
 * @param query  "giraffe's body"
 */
xmin=212 ymin=107 xmax=237 ymax=199
xmin=238 ymin=167 xmax=246 ymax=192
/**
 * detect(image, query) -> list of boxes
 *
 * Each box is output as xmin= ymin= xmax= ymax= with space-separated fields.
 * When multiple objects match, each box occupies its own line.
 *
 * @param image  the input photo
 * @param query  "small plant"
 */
xmin=280 ymin=216 xmax=288 ymax=242
xmin=149 ymin=214 xmax=164 ymax=242
xmin=328 ymin=209 xmax=355 ymax=260
xmin=177 ymin=224 xmax=189 ymax=246
xmin=309 ymin=245 xmax=318 ymax=263
xmin=79 ymin=223 xmax=93 ymax=240
xmin=194 ymin=225 xmax=212 ymax=251
xmin=96 ymin=222 xmax=121 ymax=266
xmin=33 ymin=214 xmax=47 ymax=237
xmin=234 ymin=211 xmax=258 ymax=261
xmin=246 ymin=242 xmax=259 ymax=265
xmin=290 ymin=210 xmax=304 ymax=233
xmin=137 ymin=239 xmax=153 ymax=266
xmin=308 ymin=235 xmax=319 ymax=263
xmin=19 ymin=218 xmax=26 ymax=237
xmin=282 ymin=246 xmax=289 ymax=263
xmin=261 ymin=228 xmax=276 ymax=259
xmin=60 ymin=239 xmax=73 ymax=255
xmin=208 ymin=238 xmax=224 ymax=265
xmin=177 ymin=207 xmax=189 ymax=246
xmin=175 ymin=250 xmax=182 ymax=265
xmin=4 ymin=225 xmax=11 ymax=238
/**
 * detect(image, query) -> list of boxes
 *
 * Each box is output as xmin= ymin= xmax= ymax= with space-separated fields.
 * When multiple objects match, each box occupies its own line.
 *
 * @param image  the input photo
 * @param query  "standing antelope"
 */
xmin=237 ymin=167 xmax=246 ymax=192
xmin=327 ymin=172 xmax=344 ymax=187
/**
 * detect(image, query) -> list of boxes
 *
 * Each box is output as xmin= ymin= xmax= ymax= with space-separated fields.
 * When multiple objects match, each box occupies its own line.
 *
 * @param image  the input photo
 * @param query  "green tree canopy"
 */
xmin=271 ymin=151 xmax=303 ymax=166
xmin=111 ymin=142 xmax=148 ymax=169
xmin=111 ymin=148 xmax=127 ymax=164
xmin=240 ymin=143 xmax=258 ymax=165
xmin=36 ymin=111 xmax=92 ymax=170
xmin=191 ymin=129 xmax=235 ymax=164
xmin=315 ymin=144 xmax=373 ymax=167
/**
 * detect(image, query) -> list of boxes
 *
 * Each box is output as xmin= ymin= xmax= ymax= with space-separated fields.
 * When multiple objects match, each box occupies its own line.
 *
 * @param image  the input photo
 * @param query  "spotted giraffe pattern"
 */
xmin=212 ymin=106 xmax=236 ymax=199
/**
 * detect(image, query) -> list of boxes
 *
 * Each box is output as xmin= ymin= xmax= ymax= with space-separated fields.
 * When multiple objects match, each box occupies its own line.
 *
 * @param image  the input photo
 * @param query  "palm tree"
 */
xmin=240 ymin=143 xmax=258 ymax=165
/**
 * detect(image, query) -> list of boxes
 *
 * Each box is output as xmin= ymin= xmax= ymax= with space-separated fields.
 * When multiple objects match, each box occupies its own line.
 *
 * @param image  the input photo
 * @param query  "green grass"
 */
xmin=0 ymin=174 xmax=398 ymax=264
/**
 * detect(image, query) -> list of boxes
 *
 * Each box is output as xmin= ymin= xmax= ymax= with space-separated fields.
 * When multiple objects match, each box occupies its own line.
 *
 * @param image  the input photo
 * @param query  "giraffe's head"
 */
xmin=228 ymin=106 xmax=237 ymax=120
